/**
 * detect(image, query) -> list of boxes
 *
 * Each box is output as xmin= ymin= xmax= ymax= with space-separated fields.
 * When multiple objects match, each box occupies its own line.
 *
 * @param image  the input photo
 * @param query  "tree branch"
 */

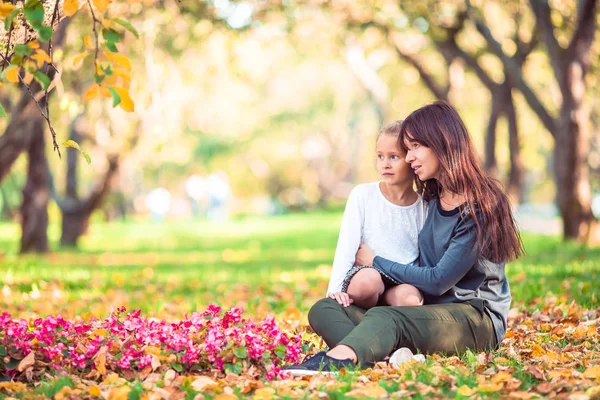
xmin=529 ymin=0 xmax=565 ymax=87
xmin=472 ymin=17 xmax=556 ymax=135
xmin=387 ymin=32 xmax=449 ymax=101
xmin=567 ymin=0 xmax=598 ymax=72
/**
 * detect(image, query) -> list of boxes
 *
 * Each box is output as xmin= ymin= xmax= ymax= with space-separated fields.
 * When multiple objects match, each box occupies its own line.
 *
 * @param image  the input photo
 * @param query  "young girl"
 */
xmin=327 ymin=121 xmax=427 ymax=310
xmin=287 ymin=101 xmax=522 ymax=375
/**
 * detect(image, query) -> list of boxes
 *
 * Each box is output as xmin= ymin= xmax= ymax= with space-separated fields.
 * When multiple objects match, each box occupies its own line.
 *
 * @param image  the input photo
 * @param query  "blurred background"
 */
xmin=0 ymin=0 xmax=599 ymax=320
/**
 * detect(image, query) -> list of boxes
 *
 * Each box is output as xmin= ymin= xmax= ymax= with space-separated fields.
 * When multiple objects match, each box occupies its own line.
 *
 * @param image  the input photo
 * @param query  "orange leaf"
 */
xmin=73 ymin=51 xmax=89 ymax=67
xmin=5 ymin=66 xmax=20 ymax=83
xmin=103 ymin=51 xmax=131 ymax=70
xmin=31 ymin=49 xmax=51 ymax=69
xmin=28 ymin=41 xmax=40 ymax=49
xmin=92 ymin=0 xmax=110 ymax=12
xmin=63 ymin=0 xmax=79 ymax=17
xmin=477 ymin=382 xmax=504 ymax=393
xmin=93 ymin=345 xmax=108 ymax=376
xmin=17 ymin=351 xmax=35 ymax=372
xmin=113 ymin=87 xmax=134 ymax=112
xmin=84 ymin=35 xmax=94 ymax=50
xmin=530 ymin=344 xmax=546 ymax=357
xmin=583 ymin=365 xmax=600 ymax=379
xmin=83 ymin=85 xmax=99 ymax=103
xmin=102 ymin=18 xmax=111 ymax=29
xmin=0 ymin=3 xmax=15 ymax=18
xmin=89 ymin=385 xmax=101 ymax=397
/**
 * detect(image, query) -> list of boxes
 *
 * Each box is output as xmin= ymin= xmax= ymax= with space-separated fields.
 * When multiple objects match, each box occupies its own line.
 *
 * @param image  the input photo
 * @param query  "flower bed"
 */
xmin=0 ymin=305 xmax=302 ymax=381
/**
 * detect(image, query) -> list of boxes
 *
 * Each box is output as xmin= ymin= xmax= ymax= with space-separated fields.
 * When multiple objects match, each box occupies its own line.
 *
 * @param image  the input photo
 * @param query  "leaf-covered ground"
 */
xmin=0 ymin=213 xmax=599 ymax=399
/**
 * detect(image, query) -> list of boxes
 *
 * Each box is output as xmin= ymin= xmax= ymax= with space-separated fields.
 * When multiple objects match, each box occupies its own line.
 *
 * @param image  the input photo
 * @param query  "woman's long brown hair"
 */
xmin=399 ymin=101 xmax=523 ymax=263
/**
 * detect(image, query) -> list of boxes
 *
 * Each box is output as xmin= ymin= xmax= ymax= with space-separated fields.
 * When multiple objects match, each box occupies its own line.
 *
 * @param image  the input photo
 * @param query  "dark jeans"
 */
xmin=308 ymin=298 xmax=496 ymax=365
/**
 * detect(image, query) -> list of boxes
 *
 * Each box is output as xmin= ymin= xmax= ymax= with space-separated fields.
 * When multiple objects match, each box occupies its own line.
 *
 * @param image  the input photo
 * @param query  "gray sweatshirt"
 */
xmin=371 ymin=198 xmax=511 ymax=345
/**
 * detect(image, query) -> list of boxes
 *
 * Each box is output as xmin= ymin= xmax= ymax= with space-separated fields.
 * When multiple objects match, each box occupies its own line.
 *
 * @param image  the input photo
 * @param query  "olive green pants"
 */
xmin=308 ymin=298 xmax=497 ymax=365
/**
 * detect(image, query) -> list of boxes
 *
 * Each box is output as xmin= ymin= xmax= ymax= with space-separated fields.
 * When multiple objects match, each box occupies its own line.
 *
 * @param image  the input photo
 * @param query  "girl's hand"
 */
xmin=355 ymin=243 xmax=376 ymax=266
xmin=328 ymin=292 xmax=354 ymax=307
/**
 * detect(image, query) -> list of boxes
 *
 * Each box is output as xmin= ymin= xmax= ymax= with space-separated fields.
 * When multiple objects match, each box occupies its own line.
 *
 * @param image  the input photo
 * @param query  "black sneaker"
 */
xmin=284 ymin=351 xmax=355 ymax=377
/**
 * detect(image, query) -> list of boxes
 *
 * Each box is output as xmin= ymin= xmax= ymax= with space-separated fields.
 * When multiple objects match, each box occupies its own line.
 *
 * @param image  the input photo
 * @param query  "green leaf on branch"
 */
xmin=5 ymin=8 xmax=21 ymax=31
xmin=0 ymin=103 xmax=6 ymax=117
xmin=32 ymin=70 xmax=51 ymax=90
xmin=102 ymin=28 xmax=122 ymax=44
xmin=94 ymin=72 xmax=105 ymax=84
xmin=113 ymin=18 xmax=139 ymax=38
xmin=100 ymin=64 xmax=113 ymax=76
xmin=15 ymin=44 xmax=32 ymax=57
xmin=23 ymin=0 xmax=44 ymax=28
xmin=108 ymin=87 xmax=121 ymax=107
xmin=36 ymin=26 xmax=53 ymax=42
xmin=104 ymin=41 xmax=118 ymax=53
xmin=233 ymin=347 xmax=247 ymax=359
xmin=81 ymin=152 xmax=92 ymax=164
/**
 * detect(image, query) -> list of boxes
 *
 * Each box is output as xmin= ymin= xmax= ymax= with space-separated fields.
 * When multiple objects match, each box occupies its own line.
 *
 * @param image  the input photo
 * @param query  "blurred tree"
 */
xmin=470 ymin=0 xmax=599 ymax=240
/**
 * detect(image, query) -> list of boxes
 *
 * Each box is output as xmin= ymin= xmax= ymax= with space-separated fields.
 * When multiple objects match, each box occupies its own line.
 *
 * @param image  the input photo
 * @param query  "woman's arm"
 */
xmin=327 ymin=187 xmax=364 ymax=295
xmin=358 ymin=219 xmax=479 ymax=296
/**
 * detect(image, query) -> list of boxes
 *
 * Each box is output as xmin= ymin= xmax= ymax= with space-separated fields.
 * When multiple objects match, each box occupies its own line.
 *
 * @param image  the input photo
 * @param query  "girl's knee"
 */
xmin=389 ymin=295 xmax=423 ymax=307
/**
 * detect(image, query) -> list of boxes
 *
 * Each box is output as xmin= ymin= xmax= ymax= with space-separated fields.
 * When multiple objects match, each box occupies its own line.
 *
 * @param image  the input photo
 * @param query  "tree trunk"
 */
xmin=484 ymin=93 xmax=501 ymax=177
xmin=555 ymin=64 xmax=595 ymax=240
xmin=504 ymin=85 xmax=525 ymax=204
xmin=60 ymin=210 xmax=89 ymax=247
xmin=20 ymin=116 xmax=49 ymax=253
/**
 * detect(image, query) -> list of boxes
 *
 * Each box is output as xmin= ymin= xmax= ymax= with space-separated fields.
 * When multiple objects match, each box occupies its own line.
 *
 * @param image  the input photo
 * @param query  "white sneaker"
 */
xmin=389 ymin=347 xmax=426 ymax=369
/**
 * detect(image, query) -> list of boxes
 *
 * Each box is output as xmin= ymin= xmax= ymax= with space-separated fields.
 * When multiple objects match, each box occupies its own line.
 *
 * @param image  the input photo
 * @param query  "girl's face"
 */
xmin=404 ymin=135 xmax=440 ymax=181
xmin=376 ymin=134 xmax=413 ymax=184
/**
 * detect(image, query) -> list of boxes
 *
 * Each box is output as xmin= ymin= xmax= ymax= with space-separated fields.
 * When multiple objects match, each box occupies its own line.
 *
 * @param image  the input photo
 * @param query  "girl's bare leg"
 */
xmin=346 ymin=268 xmax=385 ymax=309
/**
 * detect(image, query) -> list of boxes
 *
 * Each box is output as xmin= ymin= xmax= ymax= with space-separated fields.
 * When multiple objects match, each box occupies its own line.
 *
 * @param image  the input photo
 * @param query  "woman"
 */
xmin=286 ymin=101 xmax=523 ymax=375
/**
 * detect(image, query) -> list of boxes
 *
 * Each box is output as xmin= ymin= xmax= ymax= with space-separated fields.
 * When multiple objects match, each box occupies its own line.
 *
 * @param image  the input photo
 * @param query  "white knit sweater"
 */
xmin=327 ymin=182 xmax=428 ymax=295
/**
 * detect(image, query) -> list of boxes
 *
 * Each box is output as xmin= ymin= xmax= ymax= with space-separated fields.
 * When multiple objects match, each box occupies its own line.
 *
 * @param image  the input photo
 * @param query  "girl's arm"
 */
xmin=327 ymin=187 xmax=364 ymax=295
xmin=363 ymin=218 xmax=479 ymax=296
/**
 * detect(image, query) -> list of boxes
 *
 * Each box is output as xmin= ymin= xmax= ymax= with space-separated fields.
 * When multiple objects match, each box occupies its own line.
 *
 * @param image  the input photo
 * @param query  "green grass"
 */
xmin=0 ymin=211 xmax=598 ymax=320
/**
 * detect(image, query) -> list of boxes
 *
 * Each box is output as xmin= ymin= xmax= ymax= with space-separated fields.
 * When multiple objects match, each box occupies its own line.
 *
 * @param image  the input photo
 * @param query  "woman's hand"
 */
xmin=355 ymin=243 xmax=376 ymax=266
xmin=328 ymin=292 xmax=354 ymax=307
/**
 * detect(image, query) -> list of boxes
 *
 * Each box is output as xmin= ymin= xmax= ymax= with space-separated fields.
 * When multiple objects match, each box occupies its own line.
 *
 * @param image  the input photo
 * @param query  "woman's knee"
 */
xmin=308 ymin=297 xmax=339 ymax=332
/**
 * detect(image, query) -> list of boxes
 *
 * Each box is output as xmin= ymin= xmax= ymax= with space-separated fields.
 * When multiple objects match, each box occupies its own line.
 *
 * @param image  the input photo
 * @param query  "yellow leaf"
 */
xmin=0 ymin=381 xmax=27 ymax=392
xmin=99 ymin=86 xmax=111 ymax=97
xmin=92 ymin=0 xmax=110 ymax=12
xmin=92 ymin=328 xmax=107 ymax=337
xmin=213 ymin=395 xmax=238 ymax=400
xmin=5 ymin=66 xmax=20 ymax=83
xmin=144 ymin=346 xmax=161 ymax=356
xmin=63 ymin=0 xmax=78 ymax=17
xmin=31 ymin=49 xmax=51 ymax=69
xmin=191 ymin=376 xmax=220 ymax=391
xmin=478 ymin=383 xmax=504 ymax=393
xmin=583 ymin=365 xmax=600 ymax=379
xmin=530 ymin=344 xmax=546 ymax=357
xmin=84 ymin=35 xmax=94 ymax=50
xmin=102 ymin=18 xmax=111 ymax=29
xmin=83 ymin=85 xmax=99 ymax=103
xmin=113 ymin=87 xmax=134 ymax=112
xmin=0 ymin=3 xmax=15 ymax=18
xmin=103 ymin=51 xmax=131 ymax=70
xmin=89 ymin=385 xmax=101 ymax=397
xmin=23 ymin=71 xmax=34 ymax=85
xmin=63 ymin=140 xmax=80 ymax=150
xmin=456 ymin=385 xmax=477 ymax=397
xmin=73 ymin=51 xmax=89 ymax=67
xmin=491 ymin=371 xmax=513 ymax=384
xmin=94 ymin=345 xmax=108 ymax=376
xmin=107 ymin=386 xmax=130 ymax=400
xmin=28 ymin=41 xmax=40 ymax=49
xmin=253 ymin=388 xmax=275 ymax=400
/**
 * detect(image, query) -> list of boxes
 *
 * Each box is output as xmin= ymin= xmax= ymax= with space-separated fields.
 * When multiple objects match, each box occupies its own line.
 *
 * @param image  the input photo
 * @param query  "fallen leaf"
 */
xmin=107 ymin=386 xmax=130 ymax=400
xmin=456 ymin=385 xmax=477 ymax=396
xmin=191 ymin=376 xmax=220 ymax=392
xmin=583 ymin=365 xmax=600 ymax=379
xmin=93 ymin=345 xmax=108 ymax=376
xmin=17 ymin=352 xmax=35 ymax=372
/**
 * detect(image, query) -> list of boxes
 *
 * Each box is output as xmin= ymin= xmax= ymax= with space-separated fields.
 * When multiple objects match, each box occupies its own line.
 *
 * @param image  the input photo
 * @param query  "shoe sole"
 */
xmin=286 ymin=369 xmax=339 ymax=377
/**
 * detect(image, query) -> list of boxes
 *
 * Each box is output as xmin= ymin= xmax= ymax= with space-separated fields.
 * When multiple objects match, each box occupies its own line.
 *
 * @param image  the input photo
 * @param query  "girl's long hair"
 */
xmin=399 ymin=101 xmax=523 ymax=262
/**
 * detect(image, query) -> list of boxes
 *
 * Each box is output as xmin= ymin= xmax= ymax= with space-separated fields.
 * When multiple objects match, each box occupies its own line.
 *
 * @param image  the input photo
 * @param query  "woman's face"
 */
xmin=404 ymin=135 xmax=440 ymax=181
